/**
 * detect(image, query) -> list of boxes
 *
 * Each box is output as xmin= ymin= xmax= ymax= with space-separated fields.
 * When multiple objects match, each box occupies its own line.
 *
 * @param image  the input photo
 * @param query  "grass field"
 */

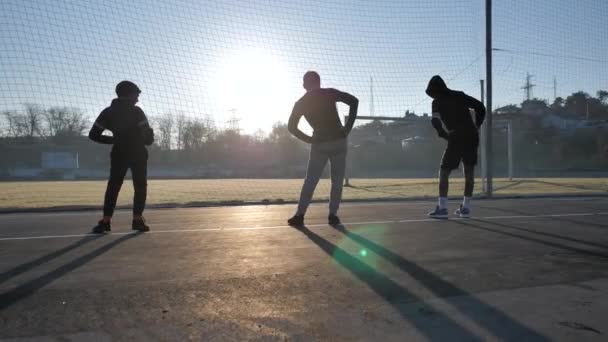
xmin=0 ymin=178 xmax=606 ymax=211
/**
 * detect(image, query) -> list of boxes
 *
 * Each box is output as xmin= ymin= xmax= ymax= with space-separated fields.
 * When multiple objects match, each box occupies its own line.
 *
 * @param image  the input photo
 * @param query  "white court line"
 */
xmin=0 ymin=212 xmax=607 ymax=242
xmin=2 ymin=213 xmax=608 ymax=241
xmin=0 ymin=223 xmax=396 ymax=241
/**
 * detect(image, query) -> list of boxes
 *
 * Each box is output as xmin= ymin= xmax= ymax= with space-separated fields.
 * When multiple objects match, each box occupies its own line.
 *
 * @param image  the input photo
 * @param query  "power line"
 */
xmin=493 ymin=48 xmax=608 ymax=64
xmin=411 ymin=54 xmax=484 ymax=110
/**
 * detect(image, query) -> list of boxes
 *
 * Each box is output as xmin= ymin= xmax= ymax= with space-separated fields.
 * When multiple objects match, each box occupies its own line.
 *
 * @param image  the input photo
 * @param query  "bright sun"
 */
xmin=214 ymin=48 xmax=294 ymax=133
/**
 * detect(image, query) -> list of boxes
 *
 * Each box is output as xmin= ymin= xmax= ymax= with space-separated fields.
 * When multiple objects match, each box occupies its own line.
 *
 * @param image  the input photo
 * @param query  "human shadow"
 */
xmin=473 ymin=218 xmax=608 ymax=250
xmin=476 ymin=205 xmax=608 ymax=230
xmin=0 ymin=235 xmax=103 ymax=285
xmin=349 ymin=185 xmax=412 ymax=197
xmin=493 ymin=180 xmax=524 ymax=192
xmin=531 ymin=179 xmax=605 ymax=192
xmin=331 ymin=224 xmax=550 ymax=341
xmin=293 ymin=224 xmax=484 ymax=342
xmin=451 ymin=220 xmax=608 ymax=259
xmin=0 ymin=233 xmax=139 ymax=311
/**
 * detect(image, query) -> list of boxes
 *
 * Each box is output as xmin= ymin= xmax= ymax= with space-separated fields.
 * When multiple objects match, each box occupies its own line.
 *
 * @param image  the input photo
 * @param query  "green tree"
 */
xmin=494 ymin=104 xmax=521 ymax=114
xmin=564 ymin=91 xmax=590 ymax=117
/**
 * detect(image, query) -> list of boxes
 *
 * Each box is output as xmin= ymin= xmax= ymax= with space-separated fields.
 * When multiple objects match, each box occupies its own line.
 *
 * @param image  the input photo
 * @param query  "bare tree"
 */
xmin=175 ymin=112 xmax=186 ymax=150
xmin=2 ymin=110 xmax=29 ymax=137
xmin=23 ymin=103 xmax=45 ymax=137
xmin=45 ymin=106 xmax=88 ymax=137
xmin=156 ymin=113 xmax=174 ymax=150
xmin=0 ymin=113 xmax=6 ymax=138
xmin=182 ymin=117 xmax=210 ymax=151
xmin=64 ymin=108 xmax=89 ymax=136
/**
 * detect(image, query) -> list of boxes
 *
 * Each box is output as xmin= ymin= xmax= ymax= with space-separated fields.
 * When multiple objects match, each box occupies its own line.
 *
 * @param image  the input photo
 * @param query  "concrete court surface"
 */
xmin=1 ymin=197 xmax=608 ymax=341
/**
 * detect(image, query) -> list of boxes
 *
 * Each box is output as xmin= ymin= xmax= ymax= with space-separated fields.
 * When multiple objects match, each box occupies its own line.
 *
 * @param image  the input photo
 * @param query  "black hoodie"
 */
xmin=89 ymin=98 xmax=154 ymax=155
xmin=426 ymin=75 xmax=485 ymax=139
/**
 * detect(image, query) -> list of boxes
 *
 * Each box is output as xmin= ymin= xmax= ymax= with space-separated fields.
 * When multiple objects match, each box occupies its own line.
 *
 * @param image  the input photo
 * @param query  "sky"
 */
xmin=1 ymin=0 xmax=607 ymax=133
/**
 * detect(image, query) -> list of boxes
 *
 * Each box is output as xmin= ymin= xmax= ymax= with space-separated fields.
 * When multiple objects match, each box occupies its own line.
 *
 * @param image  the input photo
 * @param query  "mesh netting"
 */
xmin=0 ymin=0 xmax=606 ymax=209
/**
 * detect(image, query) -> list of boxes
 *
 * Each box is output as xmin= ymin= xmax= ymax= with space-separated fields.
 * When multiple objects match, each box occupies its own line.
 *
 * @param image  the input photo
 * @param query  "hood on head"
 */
xmin=425 ymin=75 xmax=449 ymax=98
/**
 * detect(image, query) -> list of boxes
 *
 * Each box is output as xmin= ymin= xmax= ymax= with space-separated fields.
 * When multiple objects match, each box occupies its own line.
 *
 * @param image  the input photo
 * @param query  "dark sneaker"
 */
xmin=328 ymin=214 xmax=341 ymax=226
xmin=92 ymin=220 xmax=111 ymax=234
xmin=132 ymin=218 xmax=150 ymax=232
xmin=428 ymin=206 xmax=449 ymax=219
xmin=287 ymin=214 xmax=304 ymax=227
xmin=454 ymin=205 xmax=471 ymax=218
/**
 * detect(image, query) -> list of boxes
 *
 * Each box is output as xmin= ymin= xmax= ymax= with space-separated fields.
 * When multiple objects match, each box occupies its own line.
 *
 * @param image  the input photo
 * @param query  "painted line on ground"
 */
xmin=0 ymin=212 xmax=607 ymax=242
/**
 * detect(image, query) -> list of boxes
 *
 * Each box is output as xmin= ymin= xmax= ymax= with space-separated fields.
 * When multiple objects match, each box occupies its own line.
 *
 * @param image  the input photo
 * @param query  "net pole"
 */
xmin=480 ymin=79 xmax=486 ymax=193
xmin=343 ymin=115 xmax=351 ymax=187
xmin=507 ymin=121 xmax=513 ymax=180
xmin=485 ymin=0 xmax=494 ymax=197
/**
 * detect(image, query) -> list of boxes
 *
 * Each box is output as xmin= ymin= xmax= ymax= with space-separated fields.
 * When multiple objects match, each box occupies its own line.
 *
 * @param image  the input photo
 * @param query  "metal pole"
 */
xmin=485 ymin=0 xmax=493 ymax=197
xmin=480 ymin=80 xmax=486 ymax=193
xmin=344 ymin=115 xmax=351 ymax=187
xmin=507 ymin=121 xmax=513 ymax=180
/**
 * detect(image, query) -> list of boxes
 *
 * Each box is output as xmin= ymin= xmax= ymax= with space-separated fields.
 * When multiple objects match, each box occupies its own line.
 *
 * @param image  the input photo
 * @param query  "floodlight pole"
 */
xmin=485 ymin=0 xmax=494 ymax=197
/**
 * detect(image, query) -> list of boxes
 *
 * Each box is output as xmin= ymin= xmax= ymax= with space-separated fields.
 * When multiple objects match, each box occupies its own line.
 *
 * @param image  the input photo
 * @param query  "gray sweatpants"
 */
xmin=296 ymin=138 xmax=347 ymax=215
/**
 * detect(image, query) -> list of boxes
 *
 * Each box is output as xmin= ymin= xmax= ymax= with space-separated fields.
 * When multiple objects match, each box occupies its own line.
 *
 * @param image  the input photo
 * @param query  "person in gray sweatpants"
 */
xmin=287 ymin=71 xmax=358 ymax=226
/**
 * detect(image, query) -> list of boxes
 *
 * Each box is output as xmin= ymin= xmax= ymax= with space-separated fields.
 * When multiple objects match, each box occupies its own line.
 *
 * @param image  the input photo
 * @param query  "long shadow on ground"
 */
xmin=0 ymin=235 xmax=103 ymax=286
xmin=331 ymin=224 xmax=549 ymax=342
xmin=294 ymin=224 xmax=549 ymax=341
xmin=0 ymin=233 xmax=139 ymax=311
xmin=476 ymin=205 xmax=608 ymax=230
xmin=473 ymin=219 xmax=608 ymax=250
xmin=451 ymin=220 xmax=608 ymax=259
xmin=293 ymin=224 xmax=480 ymax=341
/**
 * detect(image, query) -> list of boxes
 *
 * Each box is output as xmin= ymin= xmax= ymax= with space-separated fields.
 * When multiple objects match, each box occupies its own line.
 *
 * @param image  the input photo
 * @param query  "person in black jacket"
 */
xmin=425 ymin=75 xmax=485 ymax=218
xmin=89 ymin=81 xmax=154 ymax=233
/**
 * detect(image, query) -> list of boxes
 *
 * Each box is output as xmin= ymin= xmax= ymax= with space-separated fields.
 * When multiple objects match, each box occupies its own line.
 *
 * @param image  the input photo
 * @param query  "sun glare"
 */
xmin=214 ymin=48 xmax=294 ymax=133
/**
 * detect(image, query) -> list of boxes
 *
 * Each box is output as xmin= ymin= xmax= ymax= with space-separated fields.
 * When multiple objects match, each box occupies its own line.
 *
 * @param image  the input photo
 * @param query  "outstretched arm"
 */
xmin=88 ymin=111 xmax=114 ymax=144
xmin=464 ymin=93 xmax=486 ymax=128
xmin=335 ymin=90 xmax=359 ymax=133
xmin=287 ymin=102 xmax=313 ymax=144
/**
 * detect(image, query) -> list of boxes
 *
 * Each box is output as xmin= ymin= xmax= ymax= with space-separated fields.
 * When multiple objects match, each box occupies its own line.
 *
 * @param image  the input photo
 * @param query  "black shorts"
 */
xmin=440 ymin=133 xmax=479 ymax=170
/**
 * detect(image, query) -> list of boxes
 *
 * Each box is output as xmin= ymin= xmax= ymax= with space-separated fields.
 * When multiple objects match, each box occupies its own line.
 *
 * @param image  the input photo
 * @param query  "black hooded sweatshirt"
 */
xmin=89 ymin=98 xmax=154 ymax=156
xmin=425 ymin=75 xmax=485 ymax=139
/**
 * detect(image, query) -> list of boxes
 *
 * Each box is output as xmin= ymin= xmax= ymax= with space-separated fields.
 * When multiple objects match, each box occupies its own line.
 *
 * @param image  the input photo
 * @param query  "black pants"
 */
xmin=103 ymin=151 xmax=148 ymax=217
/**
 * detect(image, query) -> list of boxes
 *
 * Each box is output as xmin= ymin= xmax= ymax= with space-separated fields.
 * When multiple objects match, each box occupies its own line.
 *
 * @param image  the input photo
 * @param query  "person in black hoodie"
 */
xmin=89 ymin=81 xmax=154 ymax=233
xmin=425 ymin=75 xmax=485 ymax=218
